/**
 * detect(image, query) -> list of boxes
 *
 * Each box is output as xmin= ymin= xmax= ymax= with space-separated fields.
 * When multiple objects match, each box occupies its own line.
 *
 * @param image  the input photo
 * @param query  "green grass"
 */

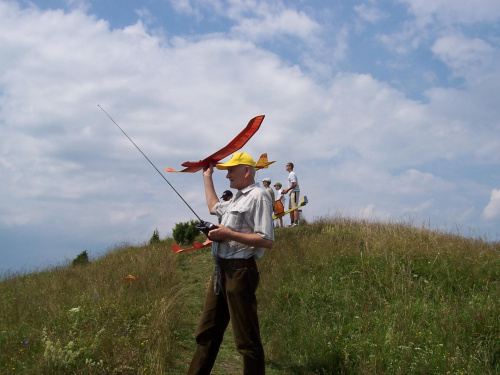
xmin=1 ymin=217 xmax=499 ymax=374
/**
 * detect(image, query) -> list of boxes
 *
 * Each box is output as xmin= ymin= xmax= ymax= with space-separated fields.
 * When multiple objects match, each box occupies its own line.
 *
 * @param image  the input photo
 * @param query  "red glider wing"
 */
xmin=166 ymin=115 xmax=265 ymax=173
xmin=165 ymin=166 xmax=203 ymax=173
xmin=172 ymin=238 xmax=213 ymax=253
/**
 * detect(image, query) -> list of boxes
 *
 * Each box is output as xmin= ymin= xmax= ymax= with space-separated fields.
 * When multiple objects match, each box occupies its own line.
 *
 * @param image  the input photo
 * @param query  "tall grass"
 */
xmin=1 ymin=217 xmax=499 ymax=374
xmin=259 ymin=217 xmax=500 ymax=374
xmin=1 ymin=241 xmax=184 ymax=374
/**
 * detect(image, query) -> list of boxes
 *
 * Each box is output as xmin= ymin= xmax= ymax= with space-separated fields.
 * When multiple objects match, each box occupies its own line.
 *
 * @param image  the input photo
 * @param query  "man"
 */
xmin=262 ymin=177 xmax=275 ymax=203
xmin=282 ymin=162 xmax=300 ymax=226
xmin=216 ymin=190 xmax=233 ymax=223
xmin=188 ymin=152 xmax=274 ymax=375
xmin=220 ymin=189 xmax=233 ymax=201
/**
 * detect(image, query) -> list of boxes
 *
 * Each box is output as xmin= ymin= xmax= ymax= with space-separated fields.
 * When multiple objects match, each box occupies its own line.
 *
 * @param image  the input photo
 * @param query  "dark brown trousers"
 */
xmin=187 ymin=257 xmax=265 ymax=375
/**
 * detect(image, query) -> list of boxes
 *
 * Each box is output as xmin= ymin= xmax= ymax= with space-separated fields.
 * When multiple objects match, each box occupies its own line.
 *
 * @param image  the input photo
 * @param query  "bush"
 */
xmin=72 ymin=251 xmax=90 ymax=267
xmin=172 ymin=220 xmax=200 ymax=245
xmin=149 ymin=228 xmax=160 ymax=245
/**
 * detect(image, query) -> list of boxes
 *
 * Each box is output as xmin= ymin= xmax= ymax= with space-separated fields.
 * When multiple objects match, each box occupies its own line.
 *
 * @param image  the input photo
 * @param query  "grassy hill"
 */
xmin=1 ymin=218 xmax=499 ymax=374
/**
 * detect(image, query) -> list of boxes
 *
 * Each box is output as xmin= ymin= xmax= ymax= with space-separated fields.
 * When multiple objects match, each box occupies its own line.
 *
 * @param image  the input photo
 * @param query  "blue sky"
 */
xmin=1 ymin=0 xmax=499 ymax=275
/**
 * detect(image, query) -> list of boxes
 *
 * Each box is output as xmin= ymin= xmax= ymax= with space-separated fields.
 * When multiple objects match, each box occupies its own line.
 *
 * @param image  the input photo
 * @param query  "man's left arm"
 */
xmin=208 ymin=227 xmax=273 ymax=248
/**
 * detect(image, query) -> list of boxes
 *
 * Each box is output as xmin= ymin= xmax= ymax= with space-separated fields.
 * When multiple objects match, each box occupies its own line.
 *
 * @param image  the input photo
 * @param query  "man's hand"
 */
xmin=203 ymin=163 xmax=214 ymax=178
xmin=207 ymin=225 xmax=230 ymax=242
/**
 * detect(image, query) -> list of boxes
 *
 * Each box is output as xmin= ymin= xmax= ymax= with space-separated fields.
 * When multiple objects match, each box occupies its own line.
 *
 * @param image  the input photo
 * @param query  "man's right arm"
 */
xmin=203 ymin=165 xmax=219 ymax=214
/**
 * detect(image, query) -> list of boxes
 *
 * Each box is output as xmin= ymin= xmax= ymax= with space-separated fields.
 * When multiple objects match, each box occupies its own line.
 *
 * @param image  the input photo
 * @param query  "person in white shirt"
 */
xmin=282 ymin=162 xmax=300 ymax=226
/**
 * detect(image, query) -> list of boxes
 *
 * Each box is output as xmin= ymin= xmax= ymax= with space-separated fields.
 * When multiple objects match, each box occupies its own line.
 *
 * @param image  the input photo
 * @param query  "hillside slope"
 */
xmin=1 ymin=218 xmax=499 ymax=374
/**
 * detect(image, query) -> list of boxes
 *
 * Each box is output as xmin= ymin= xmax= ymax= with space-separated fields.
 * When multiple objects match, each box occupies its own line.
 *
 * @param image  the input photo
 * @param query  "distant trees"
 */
xmin=172 ymin=220 xmax=200 ymax=245
xmin=72 ymin=250 xmax=90 ymax=267
xmin=149 ymin=228 xmax=161 ymax=245
xmin=150 ymin=222 xmax=201 ymax=246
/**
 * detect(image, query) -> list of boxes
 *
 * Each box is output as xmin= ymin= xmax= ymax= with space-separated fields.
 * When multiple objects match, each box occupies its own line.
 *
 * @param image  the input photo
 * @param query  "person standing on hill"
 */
xmin=220 ymin=189 xmax=233 ymax=202
xmin=188 ymin=152 xmax=274 ymax=375
xmin=282 ymin=162 xmax=300 ymax=226
xmin=215 ymin=190 xmax=233 ymax=223
xmin=273 ymin=182 xmax=286 ymax=228
xmin=262 ymin=177 xmax=275 ymax=203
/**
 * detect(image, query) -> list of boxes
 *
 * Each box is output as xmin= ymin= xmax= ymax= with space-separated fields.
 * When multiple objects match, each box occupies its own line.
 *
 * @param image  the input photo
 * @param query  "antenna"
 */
xmin=98 ymin=105 xmax=203 ymax=221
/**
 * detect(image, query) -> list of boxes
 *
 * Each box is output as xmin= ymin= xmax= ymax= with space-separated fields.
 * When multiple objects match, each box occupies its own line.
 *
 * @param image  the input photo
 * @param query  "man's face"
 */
xmin=274 ymin=185 xmax=280 ymax=190
xmin=226 ymin=165 xmax=248 ymax=190
xmin=286 ymin=164 xmax=292 ymax=172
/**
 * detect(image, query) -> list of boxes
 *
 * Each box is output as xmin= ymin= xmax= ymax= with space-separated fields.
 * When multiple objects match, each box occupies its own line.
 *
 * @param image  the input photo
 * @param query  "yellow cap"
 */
xmin=216 ymin=152 xmax=256 ymax=170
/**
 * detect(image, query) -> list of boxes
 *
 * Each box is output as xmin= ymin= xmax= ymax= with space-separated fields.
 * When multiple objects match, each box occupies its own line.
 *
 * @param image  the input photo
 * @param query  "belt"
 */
xmin=217 ymin=257 xmax=257 ymax=269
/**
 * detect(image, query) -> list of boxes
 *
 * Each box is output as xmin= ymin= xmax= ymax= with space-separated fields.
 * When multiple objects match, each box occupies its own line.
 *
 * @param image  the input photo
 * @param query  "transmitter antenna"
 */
xmin=98 ymin=105 xmax=203 ymax=221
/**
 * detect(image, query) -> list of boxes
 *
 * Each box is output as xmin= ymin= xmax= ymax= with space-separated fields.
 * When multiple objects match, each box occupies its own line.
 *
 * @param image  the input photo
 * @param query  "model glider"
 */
xmin=255 ymin=153 xmax=276 ymax=170
xmin=165 ymin=115 xmax=265 ymax=173
xmin=172 ymin=238 xmax=213 ymax=254
xmin=273 ymin=196 xmax=308 ymax=220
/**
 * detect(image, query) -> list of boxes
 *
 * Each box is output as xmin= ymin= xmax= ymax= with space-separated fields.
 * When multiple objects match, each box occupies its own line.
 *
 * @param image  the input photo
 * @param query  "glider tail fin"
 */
xmin=172 ymin=244 xmax=183 ymax=253
xmin=256 ymin=153 xmax=269 ymax=167
xmin=255 ymin=153 xmax=276 ymax=170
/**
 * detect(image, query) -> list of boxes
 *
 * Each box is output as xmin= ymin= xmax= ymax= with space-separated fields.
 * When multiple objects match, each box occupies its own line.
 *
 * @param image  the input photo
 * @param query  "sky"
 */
xmin=1 ymin=0 xmax=499 ymax=275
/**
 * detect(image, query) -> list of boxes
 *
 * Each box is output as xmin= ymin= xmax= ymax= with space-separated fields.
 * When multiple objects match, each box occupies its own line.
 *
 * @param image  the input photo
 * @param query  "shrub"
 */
xmin=72 ymin=251 xmax=90 ymax=267
xmin=149 ymin=228 xmax=160 ymax=245
xmin=172 ymin=220 xmax=200 ymax=245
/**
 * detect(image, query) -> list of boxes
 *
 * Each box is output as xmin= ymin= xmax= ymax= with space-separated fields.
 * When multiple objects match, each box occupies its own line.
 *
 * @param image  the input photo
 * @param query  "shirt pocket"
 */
xmin=224 ymin=204 xmax=250 ymax=230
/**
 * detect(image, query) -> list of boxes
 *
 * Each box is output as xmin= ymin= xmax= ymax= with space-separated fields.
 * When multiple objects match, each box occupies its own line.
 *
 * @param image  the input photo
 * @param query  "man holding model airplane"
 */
xmin=188 ymin=152 xmax=274 ymax=375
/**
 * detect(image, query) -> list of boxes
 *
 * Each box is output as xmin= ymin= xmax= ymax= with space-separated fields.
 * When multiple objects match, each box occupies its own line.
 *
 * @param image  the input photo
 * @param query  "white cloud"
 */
xmin=390 ymin=169 xmax=455 ymax=195
xmin=359 ymin=203 xmax=377 ymax=219
xmin=65 ymin=0 xmax=91 ymax=13
xmin=482 ymin=189 xmax=500 ymax=221
xmin=432 ymin=33 xmax=495 ymax=77
xmin=169 ymin=0 xmax=199 ymax=16
xmin=400 ymin=0 xmax=500 ymax=25
xmin=167 ymin=0 xmax=327 ymax=75
xmin=379 ymin=1 xmax=500 ymax=59
xmin=377 ymin=20 xmax=432 ymax=57
xmin=168 ymin=0 xmax=320 ymax=43
xmin=231 ymin=8 xmax=320 ymax=42
xmin=1 ymin=0 xmax=499 ymax=272
xmin=354 ymin=3 xmax=388 ymax=24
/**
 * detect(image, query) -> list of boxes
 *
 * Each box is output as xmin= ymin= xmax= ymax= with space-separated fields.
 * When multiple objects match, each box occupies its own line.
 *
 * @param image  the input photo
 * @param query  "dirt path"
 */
xmin=169 ymin=249 xmax=242 ymax=374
